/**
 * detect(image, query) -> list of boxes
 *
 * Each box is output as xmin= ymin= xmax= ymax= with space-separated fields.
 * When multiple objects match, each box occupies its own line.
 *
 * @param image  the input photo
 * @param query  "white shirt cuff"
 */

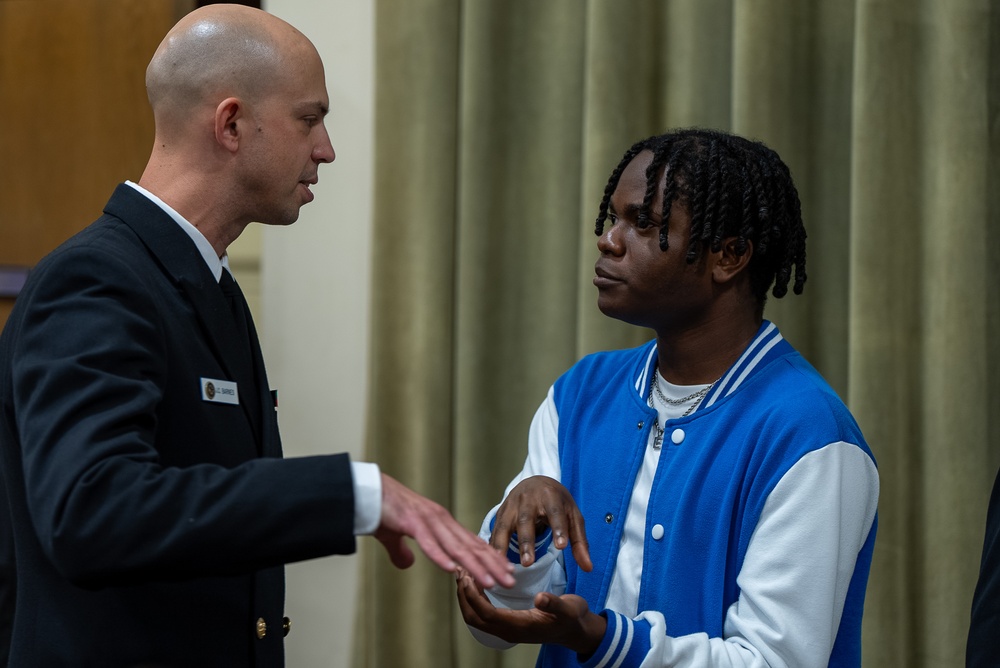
xmin=351 ymin=461 xmax=382 ymax=535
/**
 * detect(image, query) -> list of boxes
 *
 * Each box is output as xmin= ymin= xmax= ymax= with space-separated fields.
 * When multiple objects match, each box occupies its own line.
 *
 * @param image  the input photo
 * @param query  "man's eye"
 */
xmin=607 ymin=213 xmax=619 ymax=225
xmin=636 ymin=215 xmax=660 ymax=230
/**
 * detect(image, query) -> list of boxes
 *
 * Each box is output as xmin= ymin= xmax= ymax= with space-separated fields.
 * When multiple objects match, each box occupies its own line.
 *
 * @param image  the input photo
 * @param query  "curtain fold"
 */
xmin=849 ymin=1 xmax=1000 ymax=664
xmin=358 ymin=1 xmax=1000 ymax=665
xmin=358 ymin=2 xmax=462 ymax=666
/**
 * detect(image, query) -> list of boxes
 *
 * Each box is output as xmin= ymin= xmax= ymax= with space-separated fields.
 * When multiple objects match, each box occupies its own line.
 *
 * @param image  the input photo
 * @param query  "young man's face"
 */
xmin=593 ymin=150 xmax=715 ymax=332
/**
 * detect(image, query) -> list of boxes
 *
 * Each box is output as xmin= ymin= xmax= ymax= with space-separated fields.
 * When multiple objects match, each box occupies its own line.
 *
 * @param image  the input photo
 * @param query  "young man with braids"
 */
xmin=457 ymin=128 xmax=879 ymax=667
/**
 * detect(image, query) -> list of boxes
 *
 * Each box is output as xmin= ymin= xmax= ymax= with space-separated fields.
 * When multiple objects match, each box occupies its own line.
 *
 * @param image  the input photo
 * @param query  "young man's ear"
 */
xmin=712 ymin=237 xmax=753 ymax=285
xmin=214 ymin=97 xmax=243 ymax=152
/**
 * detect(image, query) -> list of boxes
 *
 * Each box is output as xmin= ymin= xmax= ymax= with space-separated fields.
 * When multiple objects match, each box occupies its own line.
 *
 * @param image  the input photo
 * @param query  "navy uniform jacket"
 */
xmin=969 ymin=464 xmax=1000 ymax=667
xmin=0 ymin=185 xmax=356 ymax=667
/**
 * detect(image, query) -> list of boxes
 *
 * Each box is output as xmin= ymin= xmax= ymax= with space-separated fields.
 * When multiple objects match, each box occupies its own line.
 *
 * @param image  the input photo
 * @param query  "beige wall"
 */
xmin=247 ymin=2 xmax=374 ymax=665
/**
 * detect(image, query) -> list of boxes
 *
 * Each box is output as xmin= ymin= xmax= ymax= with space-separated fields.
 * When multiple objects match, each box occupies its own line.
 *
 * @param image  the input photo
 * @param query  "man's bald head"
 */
xmin=145 ymin=4 xmax=313 ymax=132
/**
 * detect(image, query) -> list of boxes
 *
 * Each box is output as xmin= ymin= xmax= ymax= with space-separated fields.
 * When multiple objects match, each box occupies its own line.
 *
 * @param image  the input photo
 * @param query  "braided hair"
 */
xmin=594 ymin=128 xmax=807 ymax=305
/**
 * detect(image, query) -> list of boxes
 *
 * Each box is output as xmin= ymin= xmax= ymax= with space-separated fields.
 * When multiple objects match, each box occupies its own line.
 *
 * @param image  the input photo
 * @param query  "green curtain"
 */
xmin=356 ymin=1 xmax=1000 ymax=666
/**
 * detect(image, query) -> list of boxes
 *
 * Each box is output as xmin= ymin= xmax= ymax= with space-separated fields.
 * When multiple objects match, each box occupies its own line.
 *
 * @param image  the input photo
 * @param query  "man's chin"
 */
xmin=596 ymin=299 xmax=651 ymax=329
xmin=255 ymin=209 xmax=301 ymax=227
xmin=596 ymin=298 xmax=626 ymax=321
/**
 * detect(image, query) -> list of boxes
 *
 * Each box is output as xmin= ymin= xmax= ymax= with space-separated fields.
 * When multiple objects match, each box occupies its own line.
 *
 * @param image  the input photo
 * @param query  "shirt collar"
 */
xmin=124 ymin=180 xmax=229 ymax=281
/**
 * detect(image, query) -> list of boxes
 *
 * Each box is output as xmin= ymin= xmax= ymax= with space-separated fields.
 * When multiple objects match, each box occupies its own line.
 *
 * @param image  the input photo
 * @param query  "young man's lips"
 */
xmin=593 ymin=266 xmax=623 ymax=287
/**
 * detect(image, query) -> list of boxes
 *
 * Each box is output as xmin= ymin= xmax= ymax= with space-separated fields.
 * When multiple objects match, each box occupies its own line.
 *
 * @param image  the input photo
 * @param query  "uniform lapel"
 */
xmin=245 ymin=313 xmax=282 ymax=458
xmin=103 ymin=184 xmax=264 ymax=448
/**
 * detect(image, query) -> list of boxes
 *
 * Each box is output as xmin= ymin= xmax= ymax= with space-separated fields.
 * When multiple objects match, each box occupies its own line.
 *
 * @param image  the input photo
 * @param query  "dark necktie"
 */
xmin=218 ymin=269 xmax=263 ymax=444
xmin=218 ymin=269 xmax=252 ymax=354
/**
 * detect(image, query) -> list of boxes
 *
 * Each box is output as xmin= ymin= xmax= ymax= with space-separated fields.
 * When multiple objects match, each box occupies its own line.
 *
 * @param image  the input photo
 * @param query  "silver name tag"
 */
xmin=200 ymin=377 xmax=239 ymax=405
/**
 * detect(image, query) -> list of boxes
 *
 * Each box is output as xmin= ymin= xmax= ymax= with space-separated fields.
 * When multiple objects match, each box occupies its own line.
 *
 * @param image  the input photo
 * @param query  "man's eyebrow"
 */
xmin=298 ymin=101 xmax=329 ymax=116
xmin=610 ymin=201 xmax=665 ymax=224
xmin=616 ymin=202 xmax=644 ymax=218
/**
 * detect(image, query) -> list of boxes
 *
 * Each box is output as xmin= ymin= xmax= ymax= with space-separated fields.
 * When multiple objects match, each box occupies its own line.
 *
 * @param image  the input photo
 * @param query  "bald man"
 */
xmin=0 ymin=5 xmax=512 ymax=666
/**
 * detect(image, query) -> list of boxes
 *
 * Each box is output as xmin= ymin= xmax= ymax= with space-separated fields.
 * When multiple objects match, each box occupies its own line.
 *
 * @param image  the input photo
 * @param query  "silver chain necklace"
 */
xmin=647 ymin=369 xmax=715 ymax=449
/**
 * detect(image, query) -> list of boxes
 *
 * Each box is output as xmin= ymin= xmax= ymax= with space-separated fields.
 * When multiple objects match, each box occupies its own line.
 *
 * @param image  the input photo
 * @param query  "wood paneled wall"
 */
xmin=0 ymin=0 xmax=192 ymax=327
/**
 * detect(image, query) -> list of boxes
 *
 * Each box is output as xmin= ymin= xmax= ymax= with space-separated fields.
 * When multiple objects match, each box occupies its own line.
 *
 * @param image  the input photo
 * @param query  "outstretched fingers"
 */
xmin=421 ymin=503 xmax=514 ymax=588
xmin=378 ymin=473 xmax=514 ymax=588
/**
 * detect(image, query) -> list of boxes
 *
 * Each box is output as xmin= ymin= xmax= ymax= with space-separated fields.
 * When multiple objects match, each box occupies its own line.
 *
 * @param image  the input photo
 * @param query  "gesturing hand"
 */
xmin=375 ymin=473 xmax=515 ymax=589
xmin=491 ymin=475 xmax=592 ymax=571
xmin=456 ymin=568 xmax=606 ymax=656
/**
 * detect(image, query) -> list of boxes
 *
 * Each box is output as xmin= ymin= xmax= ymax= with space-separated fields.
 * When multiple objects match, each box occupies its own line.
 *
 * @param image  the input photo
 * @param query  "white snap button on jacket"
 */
xmin=671 ymin=428 xmax=685 ymax=445
xmin=651 ymin=524 xmax=665 ymax=540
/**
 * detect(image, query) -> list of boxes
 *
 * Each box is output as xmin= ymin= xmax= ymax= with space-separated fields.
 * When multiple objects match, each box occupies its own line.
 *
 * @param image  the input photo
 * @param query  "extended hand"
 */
xmin=456 ymin=569 xmax=606 ymax=656
xmin=491 ymin=476 xmax=592 ymax=571
xmin=375 ymin=473 xmax=515 ymax=589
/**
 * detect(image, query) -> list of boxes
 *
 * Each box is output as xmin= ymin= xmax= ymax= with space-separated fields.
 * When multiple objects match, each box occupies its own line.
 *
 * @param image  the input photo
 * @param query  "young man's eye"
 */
xmin=636 ymin=217 xmax=651 ymax=229
xmin=636 ymin=215 xmax=661 ymax=230
xmin=607 ymin=213 xmax=619 ymax=225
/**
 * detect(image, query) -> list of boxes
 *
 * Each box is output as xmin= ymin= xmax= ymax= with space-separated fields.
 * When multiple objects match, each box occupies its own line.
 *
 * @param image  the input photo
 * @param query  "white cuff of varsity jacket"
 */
xmin=351 ymin=461 xmax=382 ymax=535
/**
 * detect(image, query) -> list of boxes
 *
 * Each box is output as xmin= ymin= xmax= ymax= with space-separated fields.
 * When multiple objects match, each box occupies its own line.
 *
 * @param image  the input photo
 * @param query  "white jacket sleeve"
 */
xmin=585 ymin=442 xmax=879 ymax=668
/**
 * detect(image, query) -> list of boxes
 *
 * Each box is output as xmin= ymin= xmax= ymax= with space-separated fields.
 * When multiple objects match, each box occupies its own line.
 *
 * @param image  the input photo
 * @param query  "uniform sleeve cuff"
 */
xmin=351 ymin=462 xmax=381 ymax=535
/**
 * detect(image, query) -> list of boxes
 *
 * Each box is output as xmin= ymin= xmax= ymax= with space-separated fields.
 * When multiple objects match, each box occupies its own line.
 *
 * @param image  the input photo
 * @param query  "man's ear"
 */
xmin=214 ymin=97 xmax=243 ymax=152
xmin=712 ymin=237 xmax=753 ymax=285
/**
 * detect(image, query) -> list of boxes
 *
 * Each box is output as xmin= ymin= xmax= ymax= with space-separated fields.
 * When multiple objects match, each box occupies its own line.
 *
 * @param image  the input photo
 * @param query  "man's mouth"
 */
xmin=593 ymin=265 xmax=623 ymax=287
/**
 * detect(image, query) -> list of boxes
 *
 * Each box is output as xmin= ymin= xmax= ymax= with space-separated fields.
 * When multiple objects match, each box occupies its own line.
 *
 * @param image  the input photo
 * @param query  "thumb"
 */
xmin=534 ymin=591 xmax=564 ymax=613
xmin=375 ymin=528 xmax=416 ymax=569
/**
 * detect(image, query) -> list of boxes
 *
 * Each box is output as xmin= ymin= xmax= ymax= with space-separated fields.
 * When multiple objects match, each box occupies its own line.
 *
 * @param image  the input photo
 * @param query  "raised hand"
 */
xmin=490 ymin=475 xmax=592 ymax=571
